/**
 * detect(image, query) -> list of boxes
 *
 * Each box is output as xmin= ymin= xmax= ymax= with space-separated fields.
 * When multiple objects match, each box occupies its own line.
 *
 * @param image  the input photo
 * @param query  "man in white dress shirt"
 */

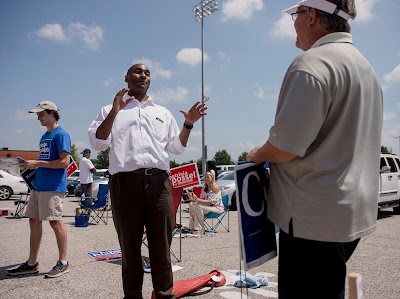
xmin=88 ymin=63 xmax=206 ymax=299
xmin=79 ymin=148 xmax=96 ymax=200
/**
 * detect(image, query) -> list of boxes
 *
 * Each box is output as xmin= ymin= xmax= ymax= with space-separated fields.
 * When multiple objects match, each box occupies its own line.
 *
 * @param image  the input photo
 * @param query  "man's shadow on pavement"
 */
xmin=0 ymin=264 xmax=42 ymax=280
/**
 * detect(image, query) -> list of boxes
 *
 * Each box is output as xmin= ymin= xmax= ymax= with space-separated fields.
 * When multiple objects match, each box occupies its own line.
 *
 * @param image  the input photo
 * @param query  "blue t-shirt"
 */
xmin=33 ymin=126 xmax=71 ymax=192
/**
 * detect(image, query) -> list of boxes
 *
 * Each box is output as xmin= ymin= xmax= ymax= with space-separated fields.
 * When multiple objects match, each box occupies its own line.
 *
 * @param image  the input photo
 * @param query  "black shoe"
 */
xmin=45 ymin=261 xmax=70 ymax=278
xmin=7 ymin=261 xmax=39 ymax=276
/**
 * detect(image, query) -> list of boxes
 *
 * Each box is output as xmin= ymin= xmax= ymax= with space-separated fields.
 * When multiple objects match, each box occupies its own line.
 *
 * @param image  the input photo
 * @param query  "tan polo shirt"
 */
xmin=268 ymin=32 xmax=383 ymax=243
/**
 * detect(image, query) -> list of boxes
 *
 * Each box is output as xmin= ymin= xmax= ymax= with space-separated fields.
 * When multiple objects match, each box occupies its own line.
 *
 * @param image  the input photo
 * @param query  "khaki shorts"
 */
xmin=25 ymin=190 xmax=64 ymax=221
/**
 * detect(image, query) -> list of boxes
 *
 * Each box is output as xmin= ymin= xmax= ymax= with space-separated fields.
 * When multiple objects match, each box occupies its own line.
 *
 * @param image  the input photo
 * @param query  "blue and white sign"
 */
xmin=87 ymin=249 xmax=122 ymax=260
xmin=235 ymin=162 xmax=277 ymax=270
xmin=21 ymin=168 xmax=36 ymax=190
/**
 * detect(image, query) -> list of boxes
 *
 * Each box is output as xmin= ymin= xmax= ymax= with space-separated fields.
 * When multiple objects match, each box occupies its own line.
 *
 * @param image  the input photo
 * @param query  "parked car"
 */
xmin=379 ymin=153 xmax=400 ymax=214
xmin=67 ymin=170 xmax=80 ymax=182
xmin=216 ymin=165 xmax=235 ymax=173
xmin=66 ymin=180 xmax=80 ymax=197
xmin=94 ymin=169 xmax=109 ymax=178
xmin=216 ymin=171 xmax=237 ymax=211
xmin=74 ymin=177 xmax=109 ymax=198
xmin=0 ymin=170 xmax=29 ymax=200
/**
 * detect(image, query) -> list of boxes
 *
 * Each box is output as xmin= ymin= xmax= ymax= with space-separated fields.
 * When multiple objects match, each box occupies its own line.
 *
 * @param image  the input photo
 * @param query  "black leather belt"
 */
xmin=132 ymin=168 xmax=165 ymax=176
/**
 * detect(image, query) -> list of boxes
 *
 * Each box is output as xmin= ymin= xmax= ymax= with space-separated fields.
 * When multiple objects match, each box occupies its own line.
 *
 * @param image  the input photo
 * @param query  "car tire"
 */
xmin=229 ymin=192 xmax=237 ymax=211
xmin=0 ymin=186 xmax=13 ymax=200
xmin=393 ymin=206 xmax=400 ymax=215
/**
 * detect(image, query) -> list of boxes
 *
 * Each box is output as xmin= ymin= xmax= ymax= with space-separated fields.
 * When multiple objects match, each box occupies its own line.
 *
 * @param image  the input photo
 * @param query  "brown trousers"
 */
xmin=110 ymin=171 xmax=176 ymax=299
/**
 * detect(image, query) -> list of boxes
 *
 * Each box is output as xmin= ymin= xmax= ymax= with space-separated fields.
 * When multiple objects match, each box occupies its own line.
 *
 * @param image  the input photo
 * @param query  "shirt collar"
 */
xmin=311 ymin=32 xmax=353 ymax=49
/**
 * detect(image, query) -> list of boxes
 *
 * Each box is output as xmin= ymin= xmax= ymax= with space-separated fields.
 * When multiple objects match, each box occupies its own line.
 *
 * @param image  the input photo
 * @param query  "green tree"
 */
xmin=170 ymin=160 xmax=180 ymax=169
xmin=71 ymin=144 xmax=80 ymax=167
xmin=238 ymin=151 xmax=248 ymax=162
xmin=381 ymin=146 xmax=391 ymax=154
xmin=214 ymin=150 xmax=233 ymax=165
xmin=96 ymin=147 xmax=110 ymax=169
xmin=196 ymin=158 xmax=203 ymax=174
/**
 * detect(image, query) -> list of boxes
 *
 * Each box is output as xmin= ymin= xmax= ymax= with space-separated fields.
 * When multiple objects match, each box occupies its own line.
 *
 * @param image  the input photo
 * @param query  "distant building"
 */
xmin=0 ymin=148 xmax=40 ymax=175
xmin=0 ymin=148 xmax=39 ymax=160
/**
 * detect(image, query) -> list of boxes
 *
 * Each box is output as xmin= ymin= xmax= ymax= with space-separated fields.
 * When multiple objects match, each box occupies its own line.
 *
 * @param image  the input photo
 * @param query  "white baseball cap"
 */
xmin=29 ymin=100 xmax=59 ymax=113
xmin=282 ymin=0 xmax=352 ymax=21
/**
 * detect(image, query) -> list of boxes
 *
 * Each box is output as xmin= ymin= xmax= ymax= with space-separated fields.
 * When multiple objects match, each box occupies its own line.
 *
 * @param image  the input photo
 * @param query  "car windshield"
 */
xmin=218 ymin=171 xmax=234 ymax=180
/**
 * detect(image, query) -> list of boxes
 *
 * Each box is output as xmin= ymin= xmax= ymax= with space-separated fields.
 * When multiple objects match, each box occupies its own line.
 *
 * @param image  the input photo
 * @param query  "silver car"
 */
xmin=217 ymin=171 xmax=237 ymax=211
xmin=74 ymin=177 xmax=109 ymax=198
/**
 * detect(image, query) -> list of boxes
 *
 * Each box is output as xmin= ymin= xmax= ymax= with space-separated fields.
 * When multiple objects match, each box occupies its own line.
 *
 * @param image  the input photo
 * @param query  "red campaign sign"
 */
xmin=67 ymin=157 xmax=78 ymax=177
xmin=170 ymin=163 xmax=200 ymax=189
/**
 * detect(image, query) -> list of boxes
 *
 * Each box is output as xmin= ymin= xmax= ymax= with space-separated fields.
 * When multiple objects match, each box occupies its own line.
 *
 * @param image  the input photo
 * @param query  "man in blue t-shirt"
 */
xmin=7 ymin=100 xmax=72 ymax=279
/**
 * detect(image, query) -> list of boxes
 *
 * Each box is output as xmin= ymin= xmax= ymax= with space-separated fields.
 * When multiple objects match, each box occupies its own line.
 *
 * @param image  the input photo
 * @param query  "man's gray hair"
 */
xmin=316 ymin=0 xmax=357 ymax=33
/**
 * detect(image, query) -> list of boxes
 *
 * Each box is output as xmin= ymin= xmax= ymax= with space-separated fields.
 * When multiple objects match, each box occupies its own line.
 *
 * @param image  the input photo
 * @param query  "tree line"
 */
xmin=71 ymin=145 xmax=247 ymax=174
xmin=71 ymin=145 xmax=393 ymax=173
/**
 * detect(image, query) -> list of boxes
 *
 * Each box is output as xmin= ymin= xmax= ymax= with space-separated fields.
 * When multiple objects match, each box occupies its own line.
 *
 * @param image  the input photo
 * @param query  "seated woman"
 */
xmin=187 ymin=171 xmax=224 ymax=236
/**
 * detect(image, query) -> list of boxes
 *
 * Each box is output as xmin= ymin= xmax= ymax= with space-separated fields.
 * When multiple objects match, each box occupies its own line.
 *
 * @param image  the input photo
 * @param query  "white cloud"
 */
xmin=103 ymin=77 xmax=114 ymax=87
xmin=34 ymin=23 xmax=68 ymax=42
xmin=68 ymin=22 xmax=103 ymax=50
xmin=133 ymin=58 xmax=172 ymax=79
xmin=149 ymin=86 xmax=189 ymax=104
xmin=15 ymin=110 xmax=36 ymax=121
xmin=383 ymin=64 xmax=400 ymax=83
xmin=384 ymin=112 xmax=397 ymax=121
xmin=189 ymin=131 xmax=202 ymax=137
xmin=33 ymin=22 xmax=103 ymax=50
xmin=221 ymin=0 xmax=264 ymax=22
xmin=254 ymin=87 xmax=265 ymax=99
xmin=177 ymin=48 xmax=209 ymax=67
xmin=270 ymin=14 xmax=296 ymax=39
xmin=253 ymin=84 xmax=280 ymax=101
xmin=237 ymin=142 xmax=257 ymax=150
xmin=353 ymin=0 xmax=380 ymax=23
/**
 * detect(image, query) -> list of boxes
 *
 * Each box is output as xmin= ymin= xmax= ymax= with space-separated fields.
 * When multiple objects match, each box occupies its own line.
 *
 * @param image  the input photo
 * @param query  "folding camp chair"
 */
xmin=142 ymin=187 xmax=183 ymax=262
xmin=14 ymin=192 xmax=30 ymax=218
xmin=79 ymin=184 xmax=109 ymax=224
xmin=203 ymin=194 xmax=230 ymax=233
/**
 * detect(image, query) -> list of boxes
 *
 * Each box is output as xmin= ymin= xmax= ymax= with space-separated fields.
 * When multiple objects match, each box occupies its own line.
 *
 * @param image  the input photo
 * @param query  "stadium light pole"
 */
xmin=193 ymin=0 xmax=218 ymax=175
xmin=394 ymin=135 xmax=400 ymax=155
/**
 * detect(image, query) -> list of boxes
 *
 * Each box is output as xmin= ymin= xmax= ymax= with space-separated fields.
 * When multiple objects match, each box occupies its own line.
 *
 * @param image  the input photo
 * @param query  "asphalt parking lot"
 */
xmin=0 ymin=196 xmax=399 ymax=299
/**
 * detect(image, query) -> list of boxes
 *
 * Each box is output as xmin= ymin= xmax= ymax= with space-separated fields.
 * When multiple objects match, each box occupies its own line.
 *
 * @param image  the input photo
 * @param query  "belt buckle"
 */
xmin=144 ymin=168 xmax=152 ymax=176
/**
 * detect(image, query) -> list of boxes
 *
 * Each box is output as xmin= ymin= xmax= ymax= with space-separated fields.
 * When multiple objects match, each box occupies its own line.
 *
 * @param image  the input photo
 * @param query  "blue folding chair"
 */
xmin=79 ymin=184 xmax=109 ymax=225
xmin=204 ymin=194 xmax=230 ymax=233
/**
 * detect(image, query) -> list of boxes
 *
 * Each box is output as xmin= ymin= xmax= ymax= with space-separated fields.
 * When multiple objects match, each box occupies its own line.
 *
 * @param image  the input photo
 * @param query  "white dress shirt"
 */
xmin=79 ymin=157 xmax=95 ymax=184
xmin=88 ymin=97 xmax=185 ymax=175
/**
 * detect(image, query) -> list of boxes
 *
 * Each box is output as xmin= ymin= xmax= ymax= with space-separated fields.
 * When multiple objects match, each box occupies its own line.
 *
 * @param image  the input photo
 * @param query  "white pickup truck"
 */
xmin=379 ymin=153 xmax=400 ymax=214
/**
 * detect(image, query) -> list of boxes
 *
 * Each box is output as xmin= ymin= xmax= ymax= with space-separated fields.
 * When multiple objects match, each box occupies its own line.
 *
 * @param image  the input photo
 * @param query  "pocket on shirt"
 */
xmin=152 ymin=116 xmax=167 ymax=140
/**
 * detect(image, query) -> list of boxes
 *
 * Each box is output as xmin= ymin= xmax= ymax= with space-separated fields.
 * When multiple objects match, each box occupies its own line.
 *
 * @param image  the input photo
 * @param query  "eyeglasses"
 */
xmin=291 ymin=9 xmax=308 ymax=21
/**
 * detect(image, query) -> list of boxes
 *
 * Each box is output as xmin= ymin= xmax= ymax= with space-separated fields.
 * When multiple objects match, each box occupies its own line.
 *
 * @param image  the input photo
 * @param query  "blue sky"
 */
xmin=1 ymin=0 xmax=399 ymax=163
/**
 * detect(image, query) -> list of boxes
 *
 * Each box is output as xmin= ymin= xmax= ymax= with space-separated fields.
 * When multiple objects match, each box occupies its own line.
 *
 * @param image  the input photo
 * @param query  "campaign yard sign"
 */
xmin=21 ymin=157 xmax=78 ymax=190
xmin=235 ymin=162 xmax=277 ymax=270
xmin=169 ymin=163 xmax=200 ymax=189
xmin=87 ymin=249 xmax=122 ymax=260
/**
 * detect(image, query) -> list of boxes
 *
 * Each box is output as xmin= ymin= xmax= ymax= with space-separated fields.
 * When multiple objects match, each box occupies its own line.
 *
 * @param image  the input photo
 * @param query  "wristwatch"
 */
xmin=183 ymin=122 xmax=193 ymax=130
